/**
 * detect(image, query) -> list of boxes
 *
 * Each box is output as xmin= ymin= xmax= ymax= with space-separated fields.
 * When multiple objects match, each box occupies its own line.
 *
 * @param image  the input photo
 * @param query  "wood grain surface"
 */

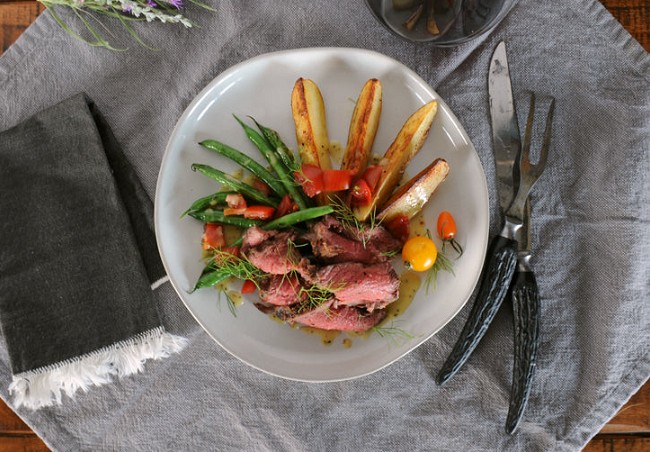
xmin=0 ymin=1 xmax=648 ymax=451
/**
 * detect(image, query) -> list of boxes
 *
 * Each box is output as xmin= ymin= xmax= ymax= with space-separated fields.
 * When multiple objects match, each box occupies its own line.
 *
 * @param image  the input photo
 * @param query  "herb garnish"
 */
xmin=372 ymin=322 xmax=415 ymax=346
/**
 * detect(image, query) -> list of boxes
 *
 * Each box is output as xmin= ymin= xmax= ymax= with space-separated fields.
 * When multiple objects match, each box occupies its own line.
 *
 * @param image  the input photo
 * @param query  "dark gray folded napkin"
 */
xmin=0 ymin=94 xmax=186 ymax=409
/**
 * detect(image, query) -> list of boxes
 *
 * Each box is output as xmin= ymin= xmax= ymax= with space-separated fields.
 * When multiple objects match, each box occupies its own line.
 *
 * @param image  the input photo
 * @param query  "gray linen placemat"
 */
xmin=1 ymin=0 xmax=648 ymax=450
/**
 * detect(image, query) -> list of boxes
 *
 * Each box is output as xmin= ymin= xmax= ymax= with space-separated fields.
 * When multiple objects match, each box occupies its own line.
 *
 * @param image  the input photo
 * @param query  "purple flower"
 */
xmin=122 ymin=4 xmax=132 ymax=13
xmin=168 ymin=0 xmax=183 ymax=9
xmin=146 ymin=0 xmax=157 ymax=7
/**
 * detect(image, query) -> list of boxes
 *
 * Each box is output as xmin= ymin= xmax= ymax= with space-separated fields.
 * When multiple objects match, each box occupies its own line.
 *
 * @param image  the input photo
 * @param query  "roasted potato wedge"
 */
xmin=341 ymin=79 xmax=383 ymax=175
xmin=291 ymin=78 xmax=331 ymax=171
xmin=377 ymin=158 xmax=449 ymax=223
xmin=353 ymin=100 xmax=438 ymax=221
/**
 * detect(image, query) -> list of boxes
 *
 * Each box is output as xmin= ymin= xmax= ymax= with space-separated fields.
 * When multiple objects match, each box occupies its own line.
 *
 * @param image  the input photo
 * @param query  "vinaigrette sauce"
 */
xmin=299 ymin=326 xmax=341 ymax=346
xmin=350 ymin=270 xmax=421 ymax=341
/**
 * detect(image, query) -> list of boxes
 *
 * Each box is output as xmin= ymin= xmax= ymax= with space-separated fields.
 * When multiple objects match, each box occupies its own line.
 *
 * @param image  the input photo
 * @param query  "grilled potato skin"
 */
xmin=291 ymin=78 xmax=331 ymax=170
xmin=378 ymin=158 xmax=449 ymax=223
xmin=353 ymin=100 xmax=438 ymax=221
xmin=341 ymin=79 xmax=383 ymax=175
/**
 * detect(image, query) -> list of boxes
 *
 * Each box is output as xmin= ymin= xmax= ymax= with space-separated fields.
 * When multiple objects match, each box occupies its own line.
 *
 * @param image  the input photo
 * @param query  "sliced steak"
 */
xmin=241 ymin=226 xmax=272 ymax=248
xmin=273 ymin=301 xmax=386 ymax=332
xmin=309 ymin=219 xmax=377 ymax=264
xmin=357 ymin=223 xmax=403 ymax=255
xmin=311 ymin=261 xmax=400 ymax=312
xmin=241 ymin=227 xmax=314 ymax=278
xmin=308 ymin=216 xmax=401 ymax=264
xmin=292 ymin=303 xmax=386 ymax=332
xmin=258 ymin=274 xmax=307 ymax=306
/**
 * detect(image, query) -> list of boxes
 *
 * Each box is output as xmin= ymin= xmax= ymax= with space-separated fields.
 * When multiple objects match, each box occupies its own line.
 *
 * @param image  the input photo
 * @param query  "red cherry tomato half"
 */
xmin=252 ymin=179 xmax=272 ymax=196
xmin=202 ymin=223 xmax=225 ymax=250
xmin=362 ymin=165 xmax=383 ymax=192
xmin=244 ymin=205 xmax=276 ymax=220
xmin=386 ymin=215 xmax=410 ymax=244
xmin=294 ymin=164 xmax=324 ymax=198
xmin=241 ymin=280 xmax=256 ymax=294
xmin=322 ymin=169 xmax=354 ymax=192
xmin=350 ymin=178 xmax=372 ymax=206
xmin=275 ymin=194 xmax=298 ymax=219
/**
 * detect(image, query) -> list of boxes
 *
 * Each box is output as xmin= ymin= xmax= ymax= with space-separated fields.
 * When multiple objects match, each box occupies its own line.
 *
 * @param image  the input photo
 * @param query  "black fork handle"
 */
xmin=436 ymin=235 xmax=518 ymax=386
xmin=506 ymin=270 xmax=540 ymax=434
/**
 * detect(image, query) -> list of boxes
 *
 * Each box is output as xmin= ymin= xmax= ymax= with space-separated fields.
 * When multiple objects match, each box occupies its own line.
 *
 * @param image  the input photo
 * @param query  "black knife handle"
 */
xmin=506 ymin=270 xmax=540 ymax=435
xmin=436 ymin=235 xmax=518 ymax=385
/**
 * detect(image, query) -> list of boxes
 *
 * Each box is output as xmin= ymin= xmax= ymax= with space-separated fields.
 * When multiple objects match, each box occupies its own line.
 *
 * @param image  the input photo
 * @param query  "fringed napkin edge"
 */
xmin=9 ymin=325 xmax=187 ymax=410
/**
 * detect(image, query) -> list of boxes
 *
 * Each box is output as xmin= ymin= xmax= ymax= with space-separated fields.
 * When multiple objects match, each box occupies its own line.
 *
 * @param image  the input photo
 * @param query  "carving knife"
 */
xmin=436 ymin=41 xmax=521 ymax=385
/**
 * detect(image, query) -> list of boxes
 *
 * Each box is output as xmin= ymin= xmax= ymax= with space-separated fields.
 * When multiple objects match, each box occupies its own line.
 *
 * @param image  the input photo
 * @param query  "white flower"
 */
xmin=112 ymin=0 xmax=192 ymax=27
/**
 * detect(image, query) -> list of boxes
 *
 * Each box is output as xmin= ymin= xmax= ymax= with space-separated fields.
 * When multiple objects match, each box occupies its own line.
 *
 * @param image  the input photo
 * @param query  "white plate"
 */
xmin=155 ymin=47 xmax=489 ymax=382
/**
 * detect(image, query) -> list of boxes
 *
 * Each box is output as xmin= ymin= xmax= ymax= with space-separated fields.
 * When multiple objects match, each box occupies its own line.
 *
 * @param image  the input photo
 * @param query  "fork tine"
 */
xmin=536 ymin=97 xmax=555 ymax=173
xmin=505 ymin=94 xmax=555 ymax=220
xmin=520 ymin=93 xmax=536 ymax=171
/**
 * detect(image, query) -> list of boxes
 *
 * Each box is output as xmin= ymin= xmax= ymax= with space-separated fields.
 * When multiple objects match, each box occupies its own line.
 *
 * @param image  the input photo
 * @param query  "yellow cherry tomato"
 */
xmin=402 ymin=236 xmax=438 ymax=272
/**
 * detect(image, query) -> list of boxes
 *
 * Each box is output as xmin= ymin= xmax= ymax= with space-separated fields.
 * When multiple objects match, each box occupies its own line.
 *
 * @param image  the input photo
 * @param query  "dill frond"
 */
xmin=218 ymin=290 xmax=238 ymax=317
xmin=424 ymin=248 xmax=455 ymax=294
xmin=372 ymin=322 xmax=415 ymax=346
xmin=207 ymin=249 xmax=265 ymax=289
xmin=207 ymin=249 xmax=267 ymax=317
xmin=295 ymin=285 xmax=335 ymax=313
xmin=328 ymin=196 xmax=381 ymax=248
xmin=285 ymin=239 xmax=308 ymax=267
xmin=379 ymin=249 xmax=400 ymax=258
xmin=419 ymin=229 xmax=456 ymax=294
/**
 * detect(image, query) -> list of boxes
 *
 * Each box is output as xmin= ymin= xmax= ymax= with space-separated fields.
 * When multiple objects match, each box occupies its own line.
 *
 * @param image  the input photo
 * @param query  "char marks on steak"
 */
xmin=241 ymin=227 xmax=314 ymax=278
xmin=307 ymin=216 xmax=401 ymax=264
xmin=311 ymin=261 xmax=400 ymax=312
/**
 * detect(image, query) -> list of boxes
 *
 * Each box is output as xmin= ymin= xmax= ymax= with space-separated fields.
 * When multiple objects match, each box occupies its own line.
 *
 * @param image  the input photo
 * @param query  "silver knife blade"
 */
xmin=488 ymin=41 xmax=521 ymax=212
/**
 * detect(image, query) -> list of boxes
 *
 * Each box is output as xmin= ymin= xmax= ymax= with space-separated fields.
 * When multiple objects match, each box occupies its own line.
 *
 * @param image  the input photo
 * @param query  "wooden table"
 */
xmin=0 ymin=1 xmax=648 ymax=450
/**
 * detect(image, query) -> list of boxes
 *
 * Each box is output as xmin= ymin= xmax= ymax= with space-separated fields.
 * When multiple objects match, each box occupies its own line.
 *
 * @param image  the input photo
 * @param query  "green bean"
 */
xmin=188 ymin=209 xmax=264 ymax=228
xmin=263 ymin=205 xmax=333 ymax=229
xmin=228 ymin=206 xmax=333 ymax=247
xmin=181 ymin=191 xmax=236 ymax=218
xmin=234 ymin=115 xmax=310 ymax=210
xmin=251 ymin=119 xmax=298 ymax=172
xmin=199 ymin=139 xmax=287 ymax=197
xmin=191 ymin=267 xmax=230 ymax=291
xmin=191 ymin=163 xmax=278 ymax=207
